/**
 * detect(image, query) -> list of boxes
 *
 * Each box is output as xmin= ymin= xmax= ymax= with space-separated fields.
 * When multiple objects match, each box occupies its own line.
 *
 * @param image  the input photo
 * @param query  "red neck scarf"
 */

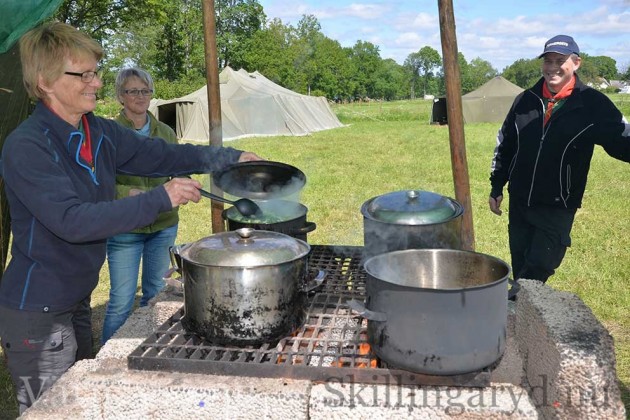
xmin=79 ymin=114 xmax=93 ymax=166
xmin=542 ymin=75 xmax=575 ymax=125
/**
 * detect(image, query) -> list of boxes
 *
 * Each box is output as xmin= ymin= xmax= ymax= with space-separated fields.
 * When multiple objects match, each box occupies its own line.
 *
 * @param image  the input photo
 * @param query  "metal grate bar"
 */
xmin=128 ymin=245 xmax=491 ymax=387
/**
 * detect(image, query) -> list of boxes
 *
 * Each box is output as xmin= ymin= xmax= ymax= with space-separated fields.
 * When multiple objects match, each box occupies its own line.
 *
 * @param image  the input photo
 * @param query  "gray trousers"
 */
xmin=0 ymin=296 xmax=92 ymax=414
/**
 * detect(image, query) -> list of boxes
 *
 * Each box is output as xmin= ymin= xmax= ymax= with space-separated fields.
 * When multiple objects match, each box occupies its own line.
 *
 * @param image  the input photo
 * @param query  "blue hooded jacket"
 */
xmin=0 ymin=102 xmax=242 ymax=312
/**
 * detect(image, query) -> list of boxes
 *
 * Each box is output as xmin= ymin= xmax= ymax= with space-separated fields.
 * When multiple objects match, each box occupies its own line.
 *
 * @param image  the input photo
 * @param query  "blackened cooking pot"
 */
xmin=361 ymin=190 xmax=464 ymax=259
xmin=168 ymin=228 xmax=316 ymax=345
xmin=222 ymin=199 xmax=316 ymax=242
xmin=349 ymin=248 xmax=510 ymax=375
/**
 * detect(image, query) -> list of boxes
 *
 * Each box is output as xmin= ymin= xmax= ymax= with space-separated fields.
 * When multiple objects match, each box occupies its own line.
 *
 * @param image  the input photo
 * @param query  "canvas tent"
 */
xmin=149 ymin=67 xmax=344 ymax=142
xmin=461 ymin=76 xmax=524 ymax=123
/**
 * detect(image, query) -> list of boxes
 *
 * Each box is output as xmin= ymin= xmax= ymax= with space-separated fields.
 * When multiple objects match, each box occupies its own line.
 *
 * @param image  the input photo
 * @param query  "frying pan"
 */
xmin=213 ymin=161 xmax=306 ymax=200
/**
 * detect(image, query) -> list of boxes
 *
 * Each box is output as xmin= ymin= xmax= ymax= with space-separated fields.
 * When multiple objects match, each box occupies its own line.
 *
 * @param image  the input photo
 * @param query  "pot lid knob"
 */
xmin=235 ymin=227 xmax=255 ymax=242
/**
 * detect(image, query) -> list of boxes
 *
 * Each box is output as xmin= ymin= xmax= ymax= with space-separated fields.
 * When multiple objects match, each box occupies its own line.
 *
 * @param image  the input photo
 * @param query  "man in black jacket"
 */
xmin=489 ymin=34 xmax=630 ymax=283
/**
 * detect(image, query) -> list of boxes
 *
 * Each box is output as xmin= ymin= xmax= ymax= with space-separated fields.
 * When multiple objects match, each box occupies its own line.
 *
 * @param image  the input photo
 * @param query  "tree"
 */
xmin=54 ymin=0 xmax=165 ymax=44
xmin=154 ymin=3 xmax=186 ymax=81
xmin=309 ymin=37 xmax=355 ymax=99
xmin=404 ymin=46 xmax=441 ymax=98
xmin=585 ymin=55 xmax=617 ymax=81
xmin=373 ymin=59 xmax=410 ymax=100
xmin=215 ymin=0 xmax=266 ymax=69
xmin=502 ymin=58 xmax=541 ymax=89
xmin=348 ymin=41 xmax=382 ymax=99
xmin=468 ymin=57 xmax=497 ymax=89
xmin=242 ymin=18 xmax=298 ymax=85
xmin=292 ymin=14 xmax=325 ymax=95
xmin=456 ymin=52 xmax=472 ymax=94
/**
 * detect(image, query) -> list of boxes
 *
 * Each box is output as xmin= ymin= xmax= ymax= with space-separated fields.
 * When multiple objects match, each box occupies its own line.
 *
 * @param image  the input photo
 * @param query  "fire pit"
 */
xmin=18 ymin=245 xmax=626 ymax=419
xmin=129 ymin=245 xmax=493 ymax=387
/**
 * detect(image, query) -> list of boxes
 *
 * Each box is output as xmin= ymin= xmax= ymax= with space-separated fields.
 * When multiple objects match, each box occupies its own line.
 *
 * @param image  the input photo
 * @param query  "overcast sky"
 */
xmin=258 ymin=0 xmax=630 ymax=73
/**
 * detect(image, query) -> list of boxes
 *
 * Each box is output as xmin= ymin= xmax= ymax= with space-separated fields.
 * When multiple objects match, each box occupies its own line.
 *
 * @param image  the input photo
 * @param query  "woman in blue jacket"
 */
xmin=0 ymin=22 xmax=260 ymax=414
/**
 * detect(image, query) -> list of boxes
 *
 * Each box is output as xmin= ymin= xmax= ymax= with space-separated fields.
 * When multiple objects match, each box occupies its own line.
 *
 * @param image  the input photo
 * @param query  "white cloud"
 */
xmin=343 ymin=3 xmax=390 ymax=19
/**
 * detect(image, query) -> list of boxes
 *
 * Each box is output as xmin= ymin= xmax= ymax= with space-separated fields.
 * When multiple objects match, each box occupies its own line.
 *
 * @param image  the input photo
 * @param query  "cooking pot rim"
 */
xmin=363 ymin=248 xmax=510 ymax=291
xmin=224 ymin=200 xmax=307 ymax=220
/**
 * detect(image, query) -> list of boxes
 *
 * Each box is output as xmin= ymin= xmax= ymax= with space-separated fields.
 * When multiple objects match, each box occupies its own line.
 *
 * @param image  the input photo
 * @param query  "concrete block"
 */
xmin=514 ymin=280 xmax=626 ymax=419
xmin=22 ymin=358 xmax=311 ymax=419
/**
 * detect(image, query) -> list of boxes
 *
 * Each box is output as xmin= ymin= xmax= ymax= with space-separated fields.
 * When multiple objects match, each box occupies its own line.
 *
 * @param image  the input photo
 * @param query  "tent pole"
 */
xmin=202 ymin=0 xmax=226 ymax=233
xmin=437 ymin=0 xmax=475 ymax=251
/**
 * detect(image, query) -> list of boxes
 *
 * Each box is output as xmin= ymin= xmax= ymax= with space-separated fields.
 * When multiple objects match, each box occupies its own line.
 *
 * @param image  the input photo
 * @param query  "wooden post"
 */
xmin=201 ymin=0 xmax=225 ymax=233
xmin=437 ymin=0 xmax=475 ymax=251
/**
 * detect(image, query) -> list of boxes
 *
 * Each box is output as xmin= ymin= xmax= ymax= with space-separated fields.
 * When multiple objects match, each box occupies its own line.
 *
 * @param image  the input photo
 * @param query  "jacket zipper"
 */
xmin=527 ymin=97 xmax=548 ymax=206
xmin=74 ymin=133 xmax=100 ymax=186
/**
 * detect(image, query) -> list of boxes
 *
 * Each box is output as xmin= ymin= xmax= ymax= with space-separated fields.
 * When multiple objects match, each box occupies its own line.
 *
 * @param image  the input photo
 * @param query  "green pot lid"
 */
xmin=363 ymin=190 xmax=462 ymax=225
xmin=179 ymin=228 xmax=310 ymax=267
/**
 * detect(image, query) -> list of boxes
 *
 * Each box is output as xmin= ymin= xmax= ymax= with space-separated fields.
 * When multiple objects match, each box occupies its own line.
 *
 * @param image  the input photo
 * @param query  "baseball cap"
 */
xmin=538 ymin=35 xmax=580 ymax=58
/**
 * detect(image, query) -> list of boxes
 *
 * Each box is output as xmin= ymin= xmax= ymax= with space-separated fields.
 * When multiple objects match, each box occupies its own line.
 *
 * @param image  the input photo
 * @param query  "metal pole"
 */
xmin=437 ymin=0 xmax=475 ymax=251
xmin=202 ymin=0 xmax=225 ymax=233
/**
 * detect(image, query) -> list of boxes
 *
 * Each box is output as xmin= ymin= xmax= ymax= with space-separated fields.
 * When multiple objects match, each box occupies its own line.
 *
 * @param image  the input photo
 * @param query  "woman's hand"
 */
xmin=163 ymin=177 xmax=203 ymax=208
xmin=238 ymin=152 xmax=264 ymax=162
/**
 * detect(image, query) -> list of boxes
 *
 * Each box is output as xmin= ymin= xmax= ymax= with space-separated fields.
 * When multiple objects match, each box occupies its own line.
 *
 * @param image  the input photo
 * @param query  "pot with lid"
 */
xmin=167 ymin=228 xmax=315 ymax=345
xmin=361 ymin=190 xmax=464 ymax=259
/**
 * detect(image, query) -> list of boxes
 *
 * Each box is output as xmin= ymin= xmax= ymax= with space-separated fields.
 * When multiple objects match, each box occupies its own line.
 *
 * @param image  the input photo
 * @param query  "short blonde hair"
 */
xmin=19 ymin=21 xmax=103 ymax=100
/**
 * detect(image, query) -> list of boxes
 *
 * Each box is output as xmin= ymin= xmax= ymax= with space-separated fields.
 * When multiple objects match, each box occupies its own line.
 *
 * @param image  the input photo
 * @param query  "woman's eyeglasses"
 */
xmin=124 ymin=88 xmax=154 ymax=97
xmin=64 ymin=70 xmax=100 ymax=83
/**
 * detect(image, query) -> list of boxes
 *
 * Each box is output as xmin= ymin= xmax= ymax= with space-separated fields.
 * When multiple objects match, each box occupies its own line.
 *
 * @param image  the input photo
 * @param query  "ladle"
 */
xmin=199 ymin=188 xmax=261 ymax=218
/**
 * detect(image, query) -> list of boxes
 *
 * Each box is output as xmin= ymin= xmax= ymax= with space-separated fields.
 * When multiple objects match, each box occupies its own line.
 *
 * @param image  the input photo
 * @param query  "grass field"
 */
xmin=0 ymin=97 xmax=628 ymax=418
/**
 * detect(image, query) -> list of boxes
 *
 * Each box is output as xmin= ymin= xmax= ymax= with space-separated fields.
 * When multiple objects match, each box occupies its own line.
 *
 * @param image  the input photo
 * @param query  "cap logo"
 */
xmin=547 ymin=41 xmax=569 ymax=48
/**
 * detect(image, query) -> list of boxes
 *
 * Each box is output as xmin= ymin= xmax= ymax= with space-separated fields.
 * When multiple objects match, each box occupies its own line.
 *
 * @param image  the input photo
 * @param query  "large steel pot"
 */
xmin=222 ymin=199 xmax=316 ymax=242
xmin=168 ymin=228 xmax=314 ymax=345
xmin=361 ymin=190 xmax=464 ymax=259
xmin=349 ymin=248 xmax=510 ymax=375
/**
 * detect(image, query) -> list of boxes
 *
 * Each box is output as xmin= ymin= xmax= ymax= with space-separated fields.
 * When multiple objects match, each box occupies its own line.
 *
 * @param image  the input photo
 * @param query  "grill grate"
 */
xmin=128 ymin=245 xmax=491 ymax=386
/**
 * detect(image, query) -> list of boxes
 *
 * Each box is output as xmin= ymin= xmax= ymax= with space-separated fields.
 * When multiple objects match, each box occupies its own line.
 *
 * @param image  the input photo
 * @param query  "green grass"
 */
xmin=0 ymin=98 xmax=628 ymax=418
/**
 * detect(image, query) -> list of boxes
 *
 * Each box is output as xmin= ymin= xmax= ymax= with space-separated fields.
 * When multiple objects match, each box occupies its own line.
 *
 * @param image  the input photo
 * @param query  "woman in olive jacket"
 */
xmin=102 ymin=67 xmax=181 ymax=343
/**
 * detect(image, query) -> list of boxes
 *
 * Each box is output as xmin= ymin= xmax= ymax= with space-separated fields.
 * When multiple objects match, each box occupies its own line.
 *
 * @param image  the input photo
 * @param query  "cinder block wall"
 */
xmin=514 ymin=280 xmax=626 ymax=419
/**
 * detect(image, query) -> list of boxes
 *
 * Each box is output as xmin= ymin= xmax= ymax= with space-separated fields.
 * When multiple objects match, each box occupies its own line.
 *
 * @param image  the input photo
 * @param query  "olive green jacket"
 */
xmin=114 ymin=110 xmax=179 ymax=233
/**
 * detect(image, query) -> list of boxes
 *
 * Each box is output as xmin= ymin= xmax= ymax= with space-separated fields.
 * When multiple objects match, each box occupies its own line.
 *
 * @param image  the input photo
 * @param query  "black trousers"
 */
xmin=0 ymin=296 xmax=93 ymax=414
xmin=508 ymin=200 xmax=577 ymax=283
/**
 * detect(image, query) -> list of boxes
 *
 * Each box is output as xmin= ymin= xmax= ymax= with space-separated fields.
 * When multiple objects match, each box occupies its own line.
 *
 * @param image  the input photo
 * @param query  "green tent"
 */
xmin=461 ymin=76 xmax=524 ymax=123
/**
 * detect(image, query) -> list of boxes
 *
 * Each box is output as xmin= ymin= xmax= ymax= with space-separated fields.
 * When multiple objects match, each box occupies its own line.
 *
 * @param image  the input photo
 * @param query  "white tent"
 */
xmin=149 ymin=67 xmax=344 ymax=142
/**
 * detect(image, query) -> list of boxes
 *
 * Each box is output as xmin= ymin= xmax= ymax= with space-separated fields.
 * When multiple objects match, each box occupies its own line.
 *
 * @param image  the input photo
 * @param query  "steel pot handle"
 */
xmin=302 ymin=270 xmax=326 ymax=293
xmin=347 ymin=299 xmax=387 ymax=322
xmin=291 ymin=222 xmax=317 ymax=235
xmin=163 ymin=267 xmax=184 ymax=295
xmin=169 ymin=244 xmax=187 ymax=274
